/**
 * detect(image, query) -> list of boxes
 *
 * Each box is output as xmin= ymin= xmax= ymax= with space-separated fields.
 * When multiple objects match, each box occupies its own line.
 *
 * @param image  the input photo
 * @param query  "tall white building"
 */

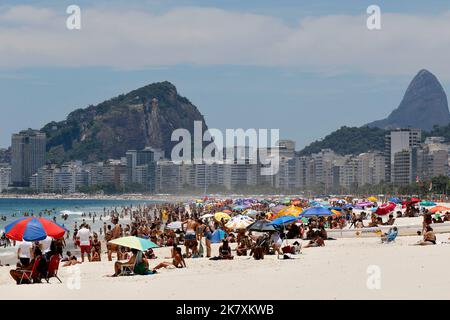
xmin=385 ymin=128 xmax=421 ymax=185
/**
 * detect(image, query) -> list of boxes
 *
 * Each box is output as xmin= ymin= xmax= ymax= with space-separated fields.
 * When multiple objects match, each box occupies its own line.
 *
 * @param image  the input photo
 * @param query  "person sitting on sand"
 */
xmin=110 ymin=248 xmax=147 ymax=276
xmin=10 ymin=247 xmax=47 ymax=284
xmin=384 ymin=214 xmax=395 ymax=226
xmin=381 ymin=227 xmax=398 ymax=243
xmin=415 ymin=226 xmax=436 ymax=246
xmin=62 ymin=255 xmax=82 ymax=267
xmin=152 ymin=247 xmax=186 ymax=271
xmin=218 ymin=239 xmax=234 ymax=260
xmin=367 ymin=215 xmax=378 ymax=227
xmin=303 ymin=231 xmax=325 ymax=248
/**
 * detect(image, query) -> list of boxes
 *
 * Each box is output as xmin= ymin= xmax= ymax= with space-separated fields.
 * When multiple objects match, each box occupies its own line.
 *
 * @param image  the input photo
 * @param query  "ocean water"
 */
xmin=0 ymin=198 xmax=161 ymax=233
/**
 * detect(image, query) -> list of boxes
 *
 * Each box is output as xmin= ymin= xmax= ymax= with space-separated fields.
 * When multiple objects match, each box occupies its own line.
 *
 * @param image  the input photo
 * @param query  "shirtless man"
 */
xmin=107 ymin=217 xmax=121 ymax=261
xmin=181 ymin=217 xmax=198 ymax=258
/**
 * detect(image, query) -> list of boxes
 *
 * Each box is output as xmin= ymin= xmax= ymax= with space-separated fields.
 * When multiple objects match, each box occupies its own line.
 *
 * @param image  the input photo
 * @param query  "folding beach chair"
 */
xmin=119 ymin=259 xmax=136 ymax=276
xmin=46 ymin=255 xmax=62 ymax=283
xmin=18 ymin=257 xmax=42 ymax=284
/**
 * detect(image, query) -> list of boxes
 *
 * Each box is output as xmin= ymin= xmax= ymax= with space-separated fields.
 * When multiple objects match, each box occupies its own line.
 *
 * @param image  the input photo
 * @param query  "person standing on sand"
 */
xmin=77 ymin=224 xmax=92 ymax=262
xmin=107 ymin=217 xmax=121 ymax=261
xmin=181 ymin=217 xmax=198 ymax=258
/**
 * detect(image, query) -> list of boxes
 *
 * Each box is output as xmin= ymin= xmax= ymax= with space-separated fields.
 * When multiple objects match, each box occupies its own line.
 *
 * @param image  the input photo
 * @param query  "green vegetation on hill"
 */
xmin=298 ymin=126 xmax=387 ymax=156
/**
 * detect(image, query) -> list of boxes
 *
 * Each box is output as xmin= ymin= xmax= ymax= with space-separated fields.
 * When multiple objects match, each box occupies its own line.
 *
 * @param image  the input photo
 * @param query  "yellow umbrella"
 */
xmin=331 ymin=210 xmax=342 ymax=217
xmin=214 ymin=212 xmax=231 ymax=222
xmin=368 ymin=196 xmax=378 ymax=202
xmin=275 ymin=205 xmax=303 ymax=218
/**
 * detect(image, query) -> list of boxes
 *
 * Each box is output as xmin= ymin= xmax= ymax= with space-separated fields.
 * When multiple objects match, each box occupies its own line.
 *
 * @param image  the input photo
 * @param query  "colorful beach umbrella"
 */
xmin=109 ymin=236 xmax=158 ymax=251
xmin=214 ymin=212 xmax=231 ymax=222
xmin=300 ymin=207 xmax=334 ymax=217
xmin=420 ymin=200 xmax=436 ymax=207
xmin=269 ymin=216 xmax=298 ymax=226
xmin=275 ymin=205 xmax=303 ymax=218
xmin=5 ymin=217 xmax=66 ymax=241
xmin=375 ymin=202 xmax=396 ymax=216
xmin=367 ymin=196 xmax=378 ymax=202
xmin=429 ymin=205 xmax=450 ymax=213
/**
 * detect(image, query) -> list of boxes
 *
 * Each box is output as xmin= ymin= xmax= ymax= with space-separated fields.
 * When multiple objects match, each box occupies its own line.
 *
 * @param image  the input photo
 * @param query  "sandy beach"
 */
xmin=1 ymin=229 xmax=450 ymax=300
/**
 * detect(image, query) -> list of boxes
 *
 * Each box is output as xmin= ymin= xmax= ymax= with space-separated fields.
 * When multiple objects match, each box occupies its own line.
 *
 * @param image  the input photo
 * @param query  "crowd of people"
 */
xmin=5 ymin=196 xmax=450 ymax=284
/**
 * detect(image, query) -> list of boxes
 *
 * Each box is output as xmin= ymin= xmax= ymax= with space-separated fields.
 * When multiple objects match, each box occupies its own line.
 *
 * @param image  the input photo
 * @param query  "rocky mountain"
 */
xmin=367 ymin=69 xmax=450 ymax=130
xmin=42 ymin=81 xmax=208 ymax=163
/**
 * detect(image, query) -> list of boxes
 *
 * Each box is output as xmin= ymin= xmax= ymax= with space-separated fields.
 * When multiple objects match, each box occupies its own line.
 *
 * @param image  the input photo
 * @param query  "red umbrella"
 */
xmin=5 ymin=217 xmax=66 ymax=241
xmin=375 ymin=202 xmax=396 ymax=216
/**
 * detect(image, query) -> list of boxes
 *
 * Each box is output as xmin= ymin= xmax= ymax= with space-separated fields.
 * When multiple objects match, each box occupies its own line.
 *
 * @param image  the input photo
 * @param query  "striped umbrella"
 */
xmin=5 ymin=217 xmax=66 ymax=241
xmin=109 ymin=236 xmax=159 ymax=251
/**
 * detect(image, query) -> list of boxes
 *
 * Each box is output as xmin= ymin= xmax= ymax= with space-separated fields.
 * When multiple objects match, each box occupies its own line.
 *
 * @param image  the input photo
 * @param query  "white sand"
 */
xmin=1 ymin=232 xmax=450 ymax=300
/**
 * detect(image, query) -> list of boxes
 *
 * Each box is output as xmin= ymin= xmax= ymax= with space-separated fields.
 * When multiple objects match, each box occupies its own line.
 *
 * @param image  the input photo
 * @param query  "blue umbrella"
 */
xmin=389 ymin=197 xmax=401 ymax=203
xmin=269 ymin=216 xmax=298 ymax=226
xmin=300 ymin=207 xmax=334 ymax=217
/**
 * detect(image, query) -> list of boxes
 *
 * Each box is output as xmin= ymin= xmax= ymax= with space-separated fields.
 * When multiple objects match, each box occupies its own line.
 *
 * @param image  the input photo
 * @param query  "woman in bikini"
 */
xmin=152 ymin=247 xmax=186 ymax=272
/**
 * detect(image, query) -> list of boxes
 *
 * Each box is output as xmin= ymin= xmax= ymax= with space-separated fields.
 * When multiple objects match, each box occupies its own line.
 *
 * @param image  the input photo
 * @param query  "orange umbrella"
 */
xmin=428 ymin=205 xmax=450 ymax=213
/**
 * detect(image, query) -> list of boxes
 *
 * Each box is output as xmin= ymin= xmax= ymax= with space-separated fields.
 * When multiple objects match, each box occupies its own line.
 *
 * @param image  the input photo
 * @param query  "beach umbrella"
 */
xmin=109 ymin=236 xmax=158 ymax=251
xmin=275 ymin=205 xmax=303 ymax=218
xmin=5 ymin=217 xmax=66 ymax=241
xmin=214 ymin=212 xmax=231 ymax=222
xmin=375 ymin=202 xmax=396 ymax=216
xmin=356 ymin=201 xmax=373 ymax=207
xmin=368 ymin=196 xmax=378 ymax=202
xmin=243 ymin=209 xmax=259 ymax=217
xmin=247 ymin=220 xmax=276 ymax=232
xmin=428 ymin=205 xmax=450 ymax=213
xmin=166 ymin=221 xmax=182 ymax=230
xmin=225 ymin=215 xmax=254 ymax=229
xmin=420 ymin=200 xmax=436 ymax=207
xmin=331 ymin=210 xmax=342 ymax=217
xmin=336 ymin=199 xmax=346 ymax=204
xmin=269 ymin=215 xmax=298 ymax=226
xmin=200 ymin=213 xmax=214 ymax=220
xmin=271 ymin=205 xmax=287 ymax=214
xmin=222 ymin=209 xmax=232 ymax=214
xmin=389 ymin=197 xmax=401 ymax=203
xmin=300 ymin=207 xmax=334 ymax=217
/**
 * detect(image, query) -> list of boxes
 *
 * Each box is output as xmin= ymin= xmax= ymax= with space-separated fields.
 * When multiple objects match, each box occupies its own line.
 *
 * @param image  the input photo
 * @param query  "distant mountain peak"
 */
xmin=367 ymin=69 xmax=450 ymax=131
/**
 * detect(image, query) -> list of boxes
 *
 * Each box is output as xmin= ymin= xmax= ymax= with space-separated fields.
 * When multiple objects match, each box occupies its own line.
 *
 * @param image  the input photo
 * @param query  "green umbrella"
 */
xmin=109 ymin=236 xmax=159 ymax=251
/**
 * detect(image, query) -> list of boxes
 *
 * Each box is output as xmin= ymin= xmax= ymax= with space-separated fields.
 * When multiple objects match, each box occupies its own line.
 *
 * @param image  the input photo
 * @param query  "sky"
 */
xmin=1 ymin=0 xmax=450 ymax=150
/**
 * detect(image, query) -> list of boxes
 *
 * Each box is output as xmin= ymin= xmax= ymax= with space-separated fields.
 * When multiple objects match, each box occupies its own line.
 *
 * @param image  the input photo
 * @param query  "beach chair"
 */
xmin=18 ymin=257 xmax=42 ymax=284
xmin=119 ymin=259 xmax=136 ymax=276
xmin=46 ymin=255 xmax=62 ymax=283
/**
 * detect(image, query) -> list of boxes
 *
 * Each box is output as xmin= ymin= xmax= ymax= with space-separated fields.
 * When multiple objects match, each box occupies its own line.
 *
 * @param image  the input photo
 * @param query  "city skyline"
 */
xmin=2 ymin=1 xmax=450 ymax=148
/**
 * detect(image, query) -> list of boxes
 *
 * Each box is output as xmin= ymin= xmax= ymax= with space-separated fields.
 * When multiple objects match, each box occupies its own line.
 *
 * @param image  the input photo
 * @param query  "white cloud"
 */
xmin=1 ymin=5 xmax=450 ymax=78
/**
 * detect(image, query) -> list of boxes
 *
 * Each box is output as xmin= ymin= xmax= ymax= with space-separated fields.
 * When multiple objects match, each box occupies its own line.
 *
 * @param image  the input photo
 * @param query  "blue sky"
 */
xmin=1 ymin=1 xmax=450 ymax=150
